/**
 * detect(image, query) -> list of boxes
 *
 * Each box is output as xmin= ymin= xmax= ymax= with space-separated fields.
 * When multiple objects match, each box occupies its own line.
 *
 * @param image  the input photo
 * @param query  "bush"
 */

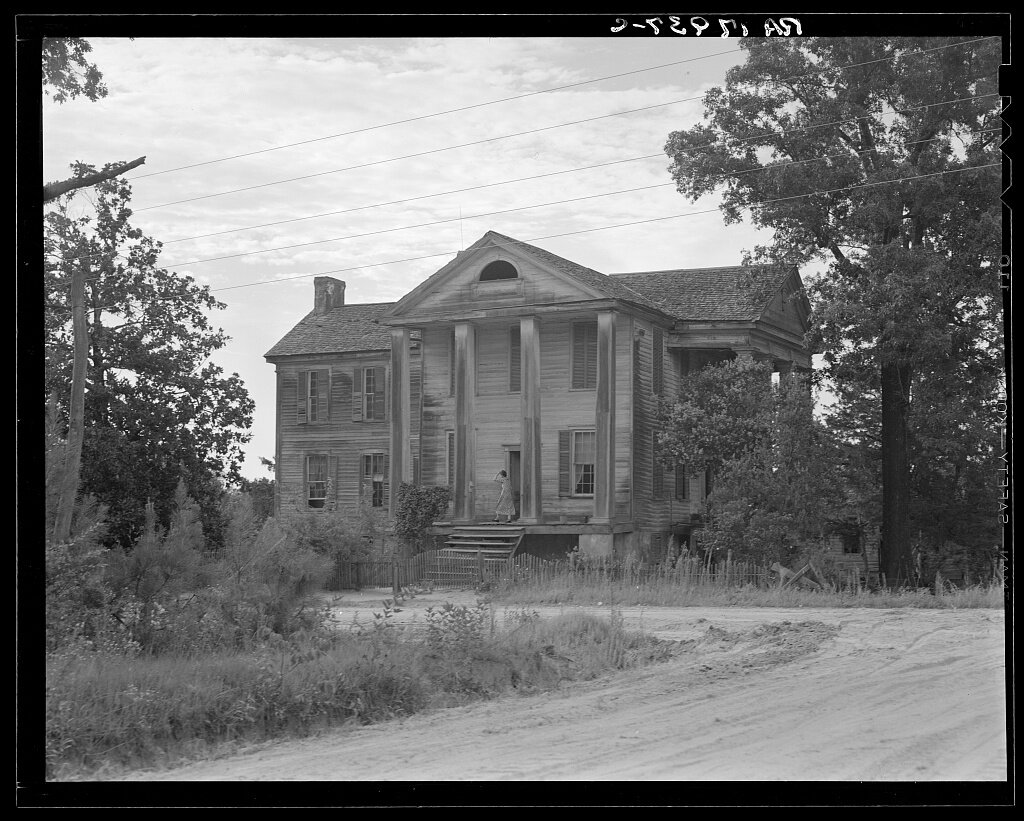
xmin=393 ymin=484 xmax=451 ymax=552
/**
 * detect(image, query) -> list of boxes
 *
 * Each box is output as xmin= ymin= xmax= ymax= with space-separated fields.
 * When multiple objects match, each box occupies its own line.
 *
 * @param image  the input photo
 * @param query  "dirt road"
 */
xmin=121 ymin=592 xmax=1008 ymax=782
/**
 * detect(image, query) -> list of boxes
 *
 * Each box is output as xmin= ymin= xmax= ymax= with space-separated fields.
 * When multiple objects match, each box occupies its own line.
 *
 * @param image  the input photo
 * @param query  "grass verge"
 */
xmin=46 ymin=599 xmax=673 ymax=781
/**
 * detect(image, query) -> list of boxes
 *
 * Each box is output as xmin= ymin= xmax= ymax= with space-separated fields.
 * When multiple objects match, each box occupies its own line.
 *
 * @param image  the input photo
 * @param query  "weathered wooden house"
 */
xmin=264 ymin=231 xmax=816 ymax=562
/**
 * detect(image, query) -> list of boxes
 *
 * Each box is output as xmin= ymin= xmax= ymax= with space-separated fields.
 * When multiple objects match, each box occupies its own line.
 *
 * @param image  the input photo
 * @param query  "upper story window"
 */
xmin=509 ymin=324 xmax=521 ymax=393
xmin=298 ymin=369 xmax=329 ymax=424
xmin=571 ymin=321 xmax=598 ymax=390
xmin=352 ymin=366 xmax=386 ymax=422
xmin=479 ymin=260 xmax=518 ymax=281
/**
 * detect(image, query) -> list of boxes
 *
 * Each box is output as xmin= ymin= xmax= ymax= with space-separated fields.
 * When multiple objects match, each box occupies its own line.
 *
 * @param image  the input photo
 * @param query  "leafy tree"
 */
xmin=657 ymin=359 xmax=774 ymax=478
xmin=664 ymin=36 xmax=1002 ymax=583
xmin=45 ymin=174 xmax=255 ymax=549
xmin=42 ymin=38 xmax=146 ymax=201
xmin=42 ymin=37 xmax=108 ymax=104
xmin=659 ymin=362 xmax=850 ymax=566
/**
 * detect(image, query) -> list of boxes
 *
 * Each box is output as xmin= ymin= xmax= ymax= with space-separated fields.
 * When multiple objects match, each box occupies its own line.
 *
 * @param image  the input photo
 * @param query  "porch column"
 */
xmin=453 ymin=322 xmax=476 ymax=522
xmin=593 ymin=310 xmax=616 ymax=523
xmin=519 ymin=315 xmax=542 ymax=523
xmin=388 ymin=327 xmax=412 ymax=516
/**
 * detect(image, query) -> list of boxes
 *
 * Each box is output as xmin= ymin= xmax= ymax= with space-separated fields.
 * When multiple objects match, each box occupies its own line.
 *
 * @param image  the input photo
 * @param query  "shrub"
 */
xmin=393 ymin=484 xmax=451 ymax=552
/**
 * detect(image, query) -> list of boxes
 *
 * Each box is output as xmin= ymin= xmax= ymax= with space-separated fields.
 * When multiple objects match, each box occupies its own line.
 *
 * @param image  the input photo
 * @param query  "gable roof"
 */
xmin=264 ymin=302 xmax=394 ymax=358
xmin=482 ymin=231 xmax=667 ymax=314
xmin=611 ymin=264 xmax=798 ymax=322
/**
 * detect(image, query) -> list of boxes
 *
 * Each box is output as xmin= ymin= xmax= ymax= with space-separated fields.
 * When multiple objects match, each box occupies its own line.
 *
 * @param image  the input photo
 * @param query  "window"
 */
xmin=572 ymin=430 xmax=596 ymax=496
xmin=571 ymin=321 xmax=598 ymax=390
xmin=306 ymin=454 xmax=329 ymax=509
xmin=363 ymin=452 xmax=386 ymax=508
xmin=841 ymin=529 xmax=861 ymax=554
xmin=297 ymin=369 xmax=329 ymax=424
xmin=353 ymin=366 xmax=386 ymax=421
xmin=479 ymin=260 xmax=518 ymax=281
xmin=509 ymin=325 xmax=521 ymax=393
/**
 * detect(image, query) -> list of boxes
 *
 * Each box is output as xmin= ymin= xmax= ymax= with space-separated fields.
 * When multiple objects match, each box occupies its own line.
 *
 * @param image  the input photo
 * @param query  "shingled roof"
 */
xmin=611 ymin=265 xmax=795 ymax=322
xmin=264 ymin=302 xmax=394 ymax=358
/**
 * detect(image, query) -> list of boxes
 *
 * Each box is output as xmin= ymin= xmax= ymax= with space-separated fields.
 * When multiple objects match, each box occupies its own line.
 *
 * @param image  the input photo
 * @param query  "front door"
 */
xmin=507 ymin=449 xmax=521 ymax=519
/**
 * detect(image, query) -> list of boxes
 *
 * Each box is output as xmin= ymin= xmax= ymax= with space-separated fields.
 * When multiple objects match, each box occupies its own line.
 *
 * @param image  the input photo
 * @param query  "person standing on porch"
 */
xmin=493 ymin=469 xmax=515 ymax=523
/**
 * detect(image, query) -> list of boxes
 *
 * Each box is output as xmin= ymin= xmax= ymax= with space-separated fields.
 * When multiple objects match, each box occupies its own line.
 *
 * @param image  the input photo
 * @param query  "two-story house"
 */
xmin=265 ymin=230 xmax=812 ymax=562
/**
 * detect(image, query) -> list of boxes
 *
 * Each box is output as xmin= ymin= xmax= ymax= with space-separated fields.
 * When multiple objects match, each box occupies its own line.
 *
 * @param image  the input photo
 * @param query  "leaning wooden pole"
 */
xmin=52 ymin=255 xmax=88 ymax=543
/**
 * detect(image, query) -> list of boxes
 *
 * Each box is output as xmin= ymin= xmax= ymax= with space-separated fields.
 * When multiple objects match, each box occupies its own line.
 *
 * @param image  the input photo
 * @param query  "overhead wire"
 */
xmin=52 ymin=162 xmax=999 ymax=314
xmin=125 ymin=35 xmax=998 ymax=182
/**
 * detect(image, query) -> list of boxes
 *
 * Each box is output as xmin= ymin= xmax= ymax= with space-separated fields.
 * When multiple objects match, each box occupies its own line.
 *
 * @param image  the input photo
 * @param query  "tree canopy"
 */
xmin=45 ymin=173 xmax=255 ymax=548
xmin=664 ymin=36 xmax=1002 ymax=583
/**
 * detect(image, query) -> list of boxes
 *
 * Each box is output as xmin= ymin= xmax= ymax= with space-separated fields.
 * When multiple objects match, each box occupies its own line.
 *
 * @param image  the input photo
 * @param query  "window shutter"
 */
xmin=449 ymin=329 xmax=456 ymax=396
xmin=352 ymin=367 xmax=363 ymax=421
xmin=297 ymin=371 xmax=308 ymax=424
xmin=558 ymin=430 xmax=571 ymax=496
xmin=572 ymin=322 xmax=597 ymax=389
xmin=447 ymin=431 xmax=454 ymax=488
xmin=653 ymin=328 xmax=664 ymax=396
xmin=383 ymin=452 xmax=390 ymax=507
xmin=675 ymin=463 xmax=688 ymax=500
xmin=329 ymin=454 xmax=337 ymax=507
xmin=316 ymin=368 xmax=329 ymax=422
xmin=509 ymin=325 xmax=521 ymax=393
xmin=652 ymin=434 xmax=664 ymax=498
xmin=374 ymin=368 xmax=387 ymax=421
xmin=413 ymin=455 xmax=421 ymax=486
xmin=303 ymin=454 xmax=309 ymax=504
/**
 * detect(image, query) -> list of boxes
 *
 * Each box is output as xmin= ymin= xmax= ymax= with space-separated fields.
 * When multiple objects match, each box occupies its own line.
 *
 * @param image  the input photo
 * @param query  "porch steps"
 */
xmin=427 ymin=525 xmax=525 ymax=587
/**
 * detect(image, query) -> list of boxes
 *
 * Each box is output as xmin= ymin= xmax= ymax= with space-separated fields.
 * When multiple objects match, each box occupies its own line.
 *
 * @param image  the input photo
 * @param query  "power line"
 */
xmin=132 ymin=86 xmax=999 ymax=215
xmin=132 ymin=98 xmax=691 ymax=212
xmin=126 ymin=35 xmax=998 ymax=184
xmin=53 ymin=121 xmax=1001 ymax=272
xmin=157 ymin=127 xmax=1002 ymax=269
xmin=128 ymin=47 xmax=744 ymax=180
xmin=53 ymin=163 xmax=997 ymax=312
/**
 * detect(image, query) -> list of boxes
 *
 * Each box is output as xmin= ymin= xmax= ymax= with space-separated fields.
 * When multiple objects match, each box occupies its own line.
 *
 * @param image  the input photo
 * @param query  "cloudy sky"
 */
xmin=43 ymin=36 xmax=786 ymax=481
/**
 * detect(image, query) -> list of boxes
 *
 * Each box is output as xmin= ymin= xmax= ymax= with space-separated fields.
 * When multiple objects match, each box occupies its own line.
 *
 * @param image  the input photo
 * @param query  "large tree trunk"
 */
xmin=880 ymin=359 xmax=914 ymax=586
xmin=52 ymin=257 xmax=88 ymax=543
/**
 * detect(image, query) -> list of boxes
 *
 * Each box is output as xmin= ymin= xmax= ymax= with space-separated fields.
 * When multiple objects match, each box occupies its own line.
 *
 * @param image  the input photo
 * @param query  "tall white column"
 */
xmin=453 ymin=322 xmax=476 ymax=522
xmin=519 ymin=315 xmax=542 ymax=523
xmin=593 ymin=310 xmax=616 ymax=523
xmin=388 ymin=327 xmax=411 ymax=516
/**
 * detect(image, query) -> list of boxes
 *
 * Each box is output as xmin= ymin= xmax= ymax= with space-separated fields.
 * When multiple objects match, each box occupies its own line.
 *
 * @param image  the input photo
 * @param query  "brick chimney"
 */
xmin=314 ymin=276 xmax=346 ymax=314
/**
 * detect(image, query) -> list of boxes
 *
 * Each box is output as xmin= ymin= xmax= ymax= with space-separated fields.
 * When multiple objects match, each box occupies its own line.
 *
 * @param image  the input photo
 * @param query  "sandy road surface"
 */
xmin=121 ymin=591 xmax=1007 ymax=782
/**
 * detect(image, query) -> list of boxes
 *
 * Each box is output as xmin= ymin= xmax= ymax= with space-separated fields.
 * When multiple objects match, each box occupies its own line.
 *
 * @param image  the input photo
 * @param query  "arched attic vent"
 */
xmin=479 ymin=260 xmax=519 ymax=281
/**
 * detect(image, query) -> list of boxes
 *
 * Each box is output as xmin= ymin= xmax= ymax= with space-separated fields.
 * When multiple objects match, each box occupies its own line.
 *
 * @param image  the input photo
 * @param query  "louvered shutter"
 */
xmin=382 ymin=452 xmax=390 ymax=508
xmin=372 ymin=367 xmax=386 ymax=421
xmin=446 ymin=331 xmax=454 ymax=399
xmin=653 ymin=328 xmax=664 ymax=396
xmin=652 ymin=433 xmax=664 ymax=498
xmin=352 ymin=367 xmax=363 ymax=421
xmin=297 ymin=371 xmax=308 ymax=424
xmin=509 ymin=325 xmax=521 ymax=393
xmin=572 ymin=322 xmax=597 ymax=389
xmin=316 ymin=368 xmax=329 ymax=422
xmin=329 ymin=454 xmax=337 ymax=507
xmin=558 ymin=430 xmax=571 ymax=496
xmin=447 ymin=431 xmax=454 ymax=488
xmin=675 ymin=463 xmax=689 ymax=500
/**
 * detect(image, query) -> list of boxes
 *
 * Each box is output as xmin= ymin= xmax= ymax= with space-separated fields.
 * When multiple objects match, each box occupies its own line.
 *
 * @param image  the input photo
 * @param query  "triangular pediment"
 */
xmin=381 ymin=232 xmax=627 ymax=323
